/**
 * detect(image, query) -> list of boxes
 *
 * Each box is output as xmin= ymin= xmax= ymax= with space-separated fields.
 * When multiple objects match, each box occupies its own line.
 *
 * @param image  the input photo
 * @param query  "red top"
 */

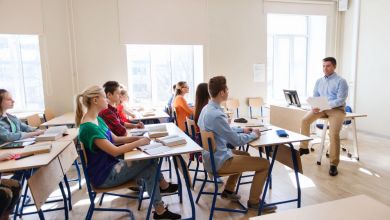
xmin=117 ymin=104 xmax=129 ymax=123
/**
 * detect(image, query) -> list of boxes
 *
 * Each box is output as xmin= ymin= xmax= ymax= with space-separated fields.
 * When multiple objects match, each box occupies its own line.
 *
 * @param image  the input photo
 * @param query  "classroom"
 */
xmin=0 ymin=0 xmax=389 ymax=219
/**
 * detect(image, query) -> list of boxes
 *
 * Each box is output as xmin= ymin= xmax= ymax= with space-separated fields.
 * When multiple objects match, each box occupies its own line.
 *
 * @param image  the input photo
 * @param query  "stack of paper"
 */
xmin=142 ymin=111 xmax=156 ymax=117
xmin=138 ymin=142 xmax=172 ymax=155
xmin=306 ymin=97 xmax=331 ymax=112
xmin=147 ymin=124 xmax=169 ymax=138
xmin=36 ymin=126 xmax=68 ymax=141
xmin=156 ymin=135 xmax=187 ymax=147
xmin=129 ymin=128 xmax=147 ymax=136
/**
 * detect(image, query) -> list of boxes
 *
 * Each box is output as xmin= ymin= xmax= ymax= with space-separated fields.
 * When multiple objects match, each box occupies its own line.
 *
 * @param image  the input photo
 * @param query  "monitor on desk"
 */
xmin=283 ymin=89 xmax=301 ymax=107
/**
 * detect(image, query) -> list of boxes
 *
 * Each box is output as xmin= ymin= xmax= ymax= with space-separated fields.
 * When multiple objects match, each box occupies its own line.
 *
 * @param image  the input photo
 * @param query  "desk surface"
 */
xmin=132 ymin=110 xmax=170 ymax=120
xmin=249 ymin=125 xmax=312 ymax=147
xmin=250 ymin=195 xmax=390 ymax=220
xmin=124 ymin=123 xmax=202 ymax=161
xmin=13 ymin=112 xmax=44 ymax=120
xmin=40 ymin=112 xmax=75 ymax=127
xmin=0 ymin=140 xmax=72 ymax=172
xmin=231 ymin=118 xmax=265 ymax=128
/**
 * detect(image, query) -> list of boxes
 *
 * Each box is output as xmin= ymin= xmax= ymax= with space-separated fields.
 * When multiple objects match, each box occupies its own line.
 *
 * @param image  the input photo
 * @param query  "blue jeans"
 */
xmin=99 ymin=159 xmax=163 ymax=207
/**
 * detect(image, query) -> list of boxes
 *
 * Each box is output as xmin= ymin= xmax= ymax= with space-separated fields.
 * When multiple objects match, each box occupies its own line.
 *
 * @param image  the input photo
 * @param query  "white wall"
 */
xmin=353 ymin=0 xmax=390 ymax=137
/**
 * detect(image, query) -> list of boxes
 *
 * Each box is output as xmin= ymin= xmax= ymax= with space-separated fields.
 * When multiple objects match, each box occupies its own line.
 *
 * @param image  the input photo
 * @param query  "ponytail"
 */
xmin=75 ymin=94 xmax=84 ymax=127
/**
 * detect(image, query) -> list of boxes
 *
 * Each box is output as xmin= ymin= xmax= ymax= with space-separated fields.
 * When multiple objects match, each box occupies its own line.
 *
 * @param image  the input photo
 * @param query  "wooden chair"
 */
xmin=226 ymin=98 xmax=240 ymax=118
xmin=26 ymin=114 xmax=42 ymax=127
xmin=44 ymin=108 xmax=56 ymax=122
xmin=196 ymin=130 xmax=247 ymax=220
xmin=248 ymin=97 xmax=265 ymax=120
xmin=79 ymin=143 xmax=141 ymax=220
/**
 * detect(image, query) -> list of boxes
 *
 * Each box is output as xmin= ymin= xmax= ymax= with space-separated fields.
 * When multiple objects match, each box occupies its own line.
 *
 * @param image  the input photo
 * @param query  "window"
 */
xmin=0 ymin=34 xmax=45 ymax=112
xmin=126 ymin=45 xmax=203 ymax=107
xmin=267 ymin=14 xmax=327 ymax=102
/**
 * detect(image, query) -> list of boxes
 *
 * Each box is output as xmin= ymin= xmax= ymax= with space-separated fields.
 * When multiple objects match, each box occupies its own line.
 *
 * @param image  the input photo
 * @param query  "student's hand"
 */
xmin=138 ymin=137 xmax=150 ymax=146
xmin=0 ymin=153 xmax=15 ymax=161
xmin=137 ymin=122 xmax=145 ymax=129
xmin=312 ymin=108 xmax=320 ymax=113
xmin=243 ymin=128 xmax=253 ymax=134
xmin=252 ymin=129 xmax=261 ymax=138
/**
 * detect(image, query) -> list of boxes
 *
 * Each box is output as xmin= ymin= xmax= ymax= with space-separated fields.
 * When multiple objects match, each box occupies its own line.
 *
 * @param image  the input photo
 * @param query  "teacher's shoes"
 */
xmin=247 ymin=200 xmax=277 ymax=213
xmin=329 ymin=165 xmax=338 ymax=176
xmin=299 ymin=148 xmax=310 ymax=156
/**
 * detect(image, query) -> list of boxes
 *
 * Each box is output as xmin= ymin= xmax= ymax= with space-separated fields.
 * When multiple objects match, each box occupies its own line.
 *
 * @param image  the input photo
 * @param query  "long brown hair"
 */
xmin=0 ymin=89 xmax=8 ymax=113
xmin=194 ymin=83 xmax=210 ymax=124
xmin=75 ymin=86 xmax=104 ymax=127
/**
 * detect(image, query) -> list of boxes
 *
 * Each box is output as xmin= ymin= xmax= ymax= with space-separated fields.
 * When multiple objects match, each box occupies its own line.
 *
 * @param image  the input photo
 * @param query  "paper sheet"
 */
xmin=306 ymin=97 xmax=331 ymax=111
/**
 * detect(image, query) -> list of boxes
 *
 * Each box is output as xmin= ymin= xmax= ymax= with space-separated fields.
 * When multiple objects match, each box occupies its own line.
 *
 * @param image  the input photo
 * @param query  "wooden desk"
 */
xmin=124 ymin=123 xmax=202 ymax=220
xmin=248 ymin=125 xmax=312 ymax=215
xmin=270 ymin=105 xmax=367 ymax=162
xmin=13 ymin=112 xmax=44 ymax=121
xmin=40 ymin=112 xmax=75 ymax=128
xmin=0 ymin=140 xmax=78 ymax=219
xmin=250 ymin=195 xmax=390 ymax=220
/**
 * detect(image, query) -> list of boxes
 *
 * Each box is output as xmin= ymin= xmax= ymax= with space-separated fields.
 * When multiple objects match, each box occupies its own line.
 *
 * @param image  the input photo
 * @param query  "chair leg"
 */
xmin=192 ymin=156 xmax=200 ymax=189
xmin=196 ymin=172 xmax=208 ymax=203
xmin=137 ymin=181 xmax=145 ymax=211
xmin=98 ymin=193 xmax=105 ymax=206
xmin=209 ymin=178 xmax=219 ymax=220
xmin=167 ymin=157 xmax=172 ymax=179
xmin=73 ymin=160 xmax=82 ymax=190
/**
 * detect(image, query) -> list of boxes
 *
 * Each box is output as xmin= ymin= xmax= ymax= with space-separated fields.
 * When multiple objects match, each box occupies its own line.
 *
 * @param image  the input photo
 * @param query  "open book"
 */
xmin=147 ymin=124 xmax=169 ymax=138
xmin=36 ymin=126 xmax=68 ymax=141
xmin=156 ymin=135 xmax=187 ymax=147
xmin=142 ymin=111 xmax=156 ymax=117
xmin=138 ymin=142 xmax=172 ymax=155
xmin=128 ymin=128 xmax=148 ymax=136
xmin=306 ymin=96 xmax=331 ymax=112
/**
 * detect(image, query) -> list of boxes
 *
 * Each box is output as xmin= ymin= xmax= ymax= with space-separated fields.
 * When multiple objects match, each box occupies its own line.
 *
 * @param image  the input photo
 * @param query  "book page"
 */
xmin=306 ymin=97 xmax=331 ymax=111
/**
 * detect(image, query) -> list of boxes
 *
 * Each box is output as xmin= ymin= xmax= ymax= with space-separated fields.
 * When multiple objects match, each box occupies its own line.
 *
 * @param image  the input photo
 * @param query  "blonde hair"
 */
xmin=75 ymin=85 xmax=104 ymax=127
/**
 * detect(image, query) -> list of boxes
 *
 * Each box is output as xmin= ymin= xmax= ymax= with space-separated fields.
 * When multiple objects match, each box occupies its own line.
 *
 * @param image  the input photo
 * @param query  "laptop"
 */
xmin=0 ymin=141 xmax=35 ymax=150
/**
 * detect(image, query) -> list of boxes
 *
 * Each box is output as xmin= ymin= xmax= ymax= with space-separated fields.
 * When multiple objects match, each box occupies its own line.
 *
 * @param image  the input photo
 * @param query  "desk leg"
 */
xmin=146 ymin=158 xmax=163 ymax=220
xmin=317 ymin=121 xmax=328 ymax=165
xmin=351 ymin=118 xmax=360 ymax=160
xmin=289 ymin=143 xmax=301 ymax=208
xmin=258 ymin=145 xmax=278 ymax=215
xmin=59 ymin=181 xmax=69 ymax=220
xmin=177 ymin=155 xmax=196 ymax=220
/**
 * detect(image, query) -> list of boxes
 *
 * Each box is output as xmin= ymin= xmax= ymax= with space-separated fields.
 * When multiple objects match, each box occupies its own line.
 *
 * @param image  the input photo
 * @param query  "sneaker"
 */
xmin=128 ymin=186 xmax=140 ymax=192
xmin=160 ymin=183 xmax=179 ymax=195
xmin=153 ymin=208 xmax=181 ymax=219
xmin=221 ymin=190 xmax=241 ymax=202
xmin=299 ymin=148 xmax=310 ymax=156
xmin=329 ymin=165 xmax=338 ymax=176
xmin=247 ymin=201 xmax=277 ymax=213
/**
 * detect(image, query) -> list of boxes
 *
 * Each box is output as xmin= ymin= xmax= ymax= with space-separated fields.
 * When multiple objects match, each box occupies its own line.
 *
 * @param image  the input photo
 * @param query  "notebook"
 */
xmin=19 ymin=143 xmax=52 ymax=157
xmin=36 ymin=126 xmax=68 ymax=141
xmin=0 ymin=141 xmax=35 ymax=150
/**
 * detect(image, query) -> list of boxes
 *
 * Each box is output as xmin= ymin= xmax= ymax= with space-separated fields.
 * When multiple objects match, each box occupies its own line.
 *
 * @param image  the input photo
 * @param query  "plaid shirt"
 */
xmin=98 ymin=104 xmax=127 ymax=136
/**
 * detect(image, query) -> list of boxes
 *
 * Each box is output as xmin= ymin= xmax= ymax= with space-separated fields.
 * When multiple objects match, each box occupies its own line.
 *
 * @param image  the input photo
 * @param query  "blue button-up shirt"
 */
xmin=313 ymin=73 xmax=349 ymax=108
xmin=0 ymin=113 xmax=36 ymax=144
xmin=198 ymin=100 xmax=258 ymax=172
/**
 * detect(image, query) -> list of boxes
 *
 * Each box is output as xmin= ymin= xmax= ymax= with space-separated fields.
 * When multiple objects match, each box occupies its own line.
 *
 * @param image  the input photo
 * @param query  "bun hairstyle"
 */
xmin=175 ymin=81 xmax=187 ymax=96
xmin=75 ymin=85 xmax=104 ymax=127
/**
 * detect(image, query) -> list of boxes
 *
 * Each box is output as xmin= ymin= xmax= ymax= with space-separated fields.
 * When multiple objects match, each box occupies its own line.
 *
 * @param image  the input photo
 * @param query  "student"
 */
xmin=117 ymin=88 xmax=136 ymax=123
xmin=0 ymin=89 xmax=44 ymax=145
xmin=0 ymin=153 xmax=22 ymax=220
xmin=76 ymin=85 xmax=180 ymax=219
xmin=197 ymin=76 xmax=277 ymax=212
xmin=99 ymin=81 xmax=144 ymax=137
xmin=194 ymin=83 xmax=210 ymax=130
xmin=299 ymin=57 xmax=348 ymax=176
xmin=173 ymin=81 xmax=193 ymax=131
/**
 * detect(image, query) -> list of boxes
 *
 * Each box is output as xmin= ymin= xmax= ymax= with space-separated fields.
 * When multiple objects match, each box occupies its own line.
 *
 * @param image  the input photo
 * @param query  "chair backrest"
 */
xmin=26 ymin=114 xmax=42 ymax=127
xmin=199 ymin=130 xmax=216 ymax=153
xmin=172 ymin=108 xmax=179 ymax=126
xmin=344 ymin=105 xmax=353 ymax=125
xmin=186 ymin=117 xmax=197 ymax=140
xmin=44 ymin=108 xmax=56 ymax=121
xmin=78 ymin=142 xmax=95 ymax=193
xmin=248 ymin=97 xmax=264 ymax=108
xmin=226 ymin=98 xmax=239 ymax=109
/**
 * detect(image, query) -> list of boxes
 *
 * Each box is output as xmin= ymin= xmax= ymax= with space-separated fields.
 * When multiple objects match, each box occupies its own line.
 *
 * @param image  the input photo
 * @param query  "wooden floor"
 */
xmin=20 ymin=131 xmax=390 ymax=219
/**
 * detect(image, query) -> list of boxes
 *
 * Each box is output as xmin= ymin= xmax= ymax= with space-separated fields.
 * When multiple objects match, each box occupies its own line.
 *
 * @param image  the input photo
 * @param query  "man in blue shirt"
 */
xmin=198 ymin=76 xmax=276 ymax=212
xmin=299 ymin=57 xmax=348 ymax=176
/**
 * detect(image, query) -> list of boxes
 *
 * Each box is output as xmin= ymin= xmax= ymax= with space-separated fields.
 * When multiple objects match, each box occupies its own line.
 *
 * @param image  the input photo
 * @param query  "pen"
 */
xmin=15 ymin=154 xmax=34 ymax=160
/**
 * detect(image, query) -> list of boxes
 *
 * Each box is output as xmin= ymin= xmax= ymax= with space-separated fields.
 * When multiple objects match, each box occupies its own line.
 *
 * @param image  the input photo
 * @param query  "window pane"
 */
xmin=273 ymin=37 xmax=290 ymax=100
xmin=292 ymin=37 xmax=307 ymax=97
xmin=126 ymin=45 xmax=203 ymax=107
xmin=0 ymin=34 xmax=44 ymax=112
xmin=268 ymin=14 xmax=307 ymax=35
